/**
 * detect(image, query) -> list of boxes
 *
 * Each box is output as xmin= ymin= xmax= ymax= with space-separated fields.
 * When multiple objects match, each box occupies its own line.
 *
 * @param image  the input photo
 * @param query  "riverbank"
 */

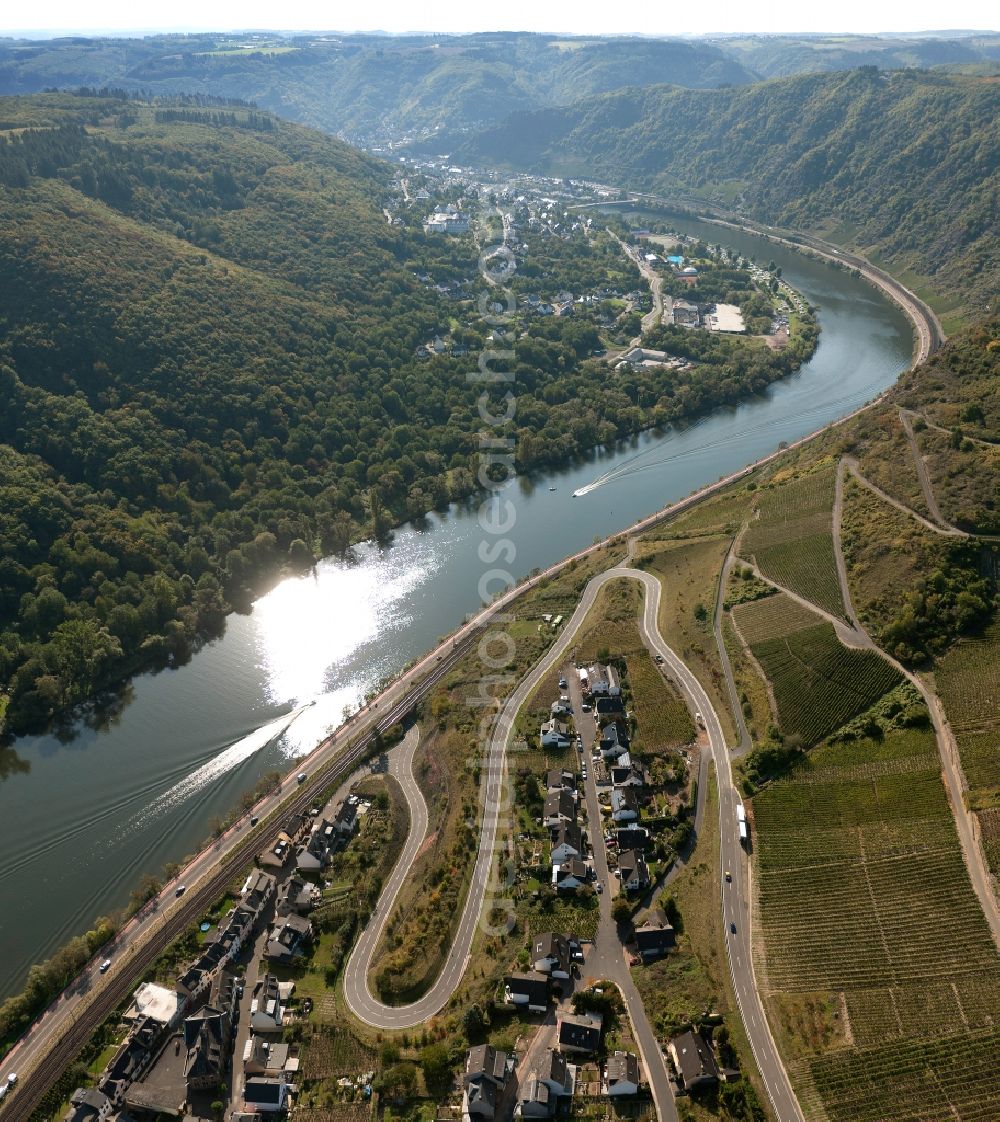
xmin=0 ymin=211 xmax=916 ymax=1004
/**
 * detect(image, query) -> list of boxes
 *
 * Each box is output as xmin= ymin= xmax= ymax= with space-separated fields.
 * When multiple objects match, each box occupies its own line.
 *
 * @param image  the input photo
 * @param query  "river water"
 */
xmin=0 ymin=216 xmax=913 ymax=998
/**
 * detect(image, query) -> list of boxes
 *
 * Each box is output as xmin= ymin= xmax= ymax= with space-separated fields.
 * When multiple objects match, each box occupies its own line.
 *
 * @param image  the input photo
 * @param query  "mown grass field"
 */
xmin=934 ymin=623 xmax=1000 ymax=876
xmin=741 ymin=463 xmax=846 ymax=619
xmin=753 ymin=726 xmax=1000 ymax=1122
xmin=733 ymin=594 xmax=901 ymax=745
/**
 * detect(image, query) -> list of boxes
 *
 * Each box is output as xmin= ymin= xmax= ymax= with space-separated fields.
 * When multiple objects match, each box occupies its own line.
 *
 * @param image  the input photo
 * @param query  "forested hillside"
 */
xmin=0 ymin=33 xmax=753 ymax=140
xmin=712 ymin=31 xmax=1000 ymax=79
xmin=446 ymin=68 xmax=999 ymax=320
xmin=0 ymin=92 xmax=823 ymax=735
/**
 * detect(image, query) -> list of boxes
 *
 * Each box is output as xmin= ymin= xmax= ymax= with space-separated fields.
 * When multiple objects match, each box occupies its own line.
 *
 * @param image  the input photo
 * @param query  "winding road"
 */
xmin=2 ymin=209 xmax=946 ymax=1120
xmin=341 ymin=564 xmax=805 ymax=1122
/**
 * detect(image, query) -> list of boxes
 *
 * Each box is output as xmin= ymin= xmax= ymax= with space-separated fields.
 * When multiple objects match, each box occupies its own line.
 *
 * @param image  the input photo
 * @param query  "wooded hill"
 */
xmin=0 ymin=33 xmax=754 ymax=141
xmin=442 ymin=68 xmax=999 ymax=323
xmin=0 ymin=92 xmax=821 ymax=735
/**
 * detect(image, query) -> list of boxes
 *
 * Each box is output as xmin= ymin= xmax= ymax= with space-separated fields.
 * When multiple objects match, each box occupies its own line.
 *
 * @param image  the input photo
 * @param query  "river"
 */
xmin=0 ymin=216 xmax=913 ymax=998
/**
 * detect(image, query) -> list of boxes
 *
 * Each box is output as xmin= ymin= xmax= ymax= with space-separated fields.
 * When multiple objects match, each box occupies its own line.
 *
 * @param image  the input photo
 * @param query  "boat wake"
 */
xmin=570 ymin=384 xmax=876 ymax=498
xmin=140 ymin=701 xmax=315 ymax=820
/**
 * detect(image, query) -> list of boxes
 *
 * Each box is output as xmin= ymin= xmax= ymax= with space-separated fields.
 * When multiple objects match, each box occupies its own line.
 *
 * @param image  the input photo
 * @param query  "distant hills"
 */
xmin=0 ymin=33 xmax=755 ymax=139
xmin=1 ymin=30 xmax=997 ymax=143
xmin=436 ymin=68 xmax=999 ymax=324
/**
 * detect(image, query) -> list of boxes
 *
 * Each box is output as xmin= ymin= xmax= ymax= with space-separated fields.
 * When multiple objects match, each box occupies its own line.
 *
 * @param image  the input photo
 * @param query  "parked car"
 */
xmin=581 ymin=703 xmax=591 ymax=712
xmin=297 ymin=772 xmax=307 ymax=784
xmin=558 ymin=677 xmax=567 ymax=688
xmin=6 ymin=1074 xmax=18 ymax=1086
xmin=175 ymin=885 xmax=186 ymax=897
xmin=99 ymin=959 xmax=112 ymax=974
xmin=249 ymin=816 xmax=259 ymax=827
xmin=582 ymin=766 xmax=588 ymax=780
xmin=655 ymin=654 xmax=664 ymax=663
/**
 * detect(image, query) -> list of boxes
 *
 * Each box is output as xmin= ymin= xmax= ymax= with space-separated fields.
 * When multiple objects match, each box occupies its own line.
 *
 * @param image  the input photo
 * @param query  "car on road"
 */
xmin=582 ymin=766 xmax=588 ymax=780
xmin=725 ymin=870 xmax=732 ymax=882
xmin=730 ymin=921 xmax=737 ymax=934
xmin=250 ymin=816 xmax=259 ymax=827
xmin=297 ymin=772 xmax=307 ymax=784
xmin=581 ymin=702 xmax=591 ymax=712
xmin=655 ymin=654 xmax=664 ymax=663
xmin=595 ymin=882 xmax=603 ymax=893
xmin=175 ymin=885 xmax=186 ymax=897
xmin=6 ymin=1074 xmax=18 ymax=1086
xmin=99 ymin=959 xmax=112 ymax=974
xmin=558 ymin=677 xmax=567 ymax=688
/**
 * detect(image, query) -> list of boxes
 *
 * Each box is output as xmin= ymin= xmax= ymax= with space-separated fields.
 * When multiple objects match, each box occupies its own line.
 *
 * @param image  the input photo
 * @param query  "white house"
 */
xmin=531 ymin=933 xmax=571 ymax=979
xmin=550 ymin=823 xmax=583 ymax=865
xmin=611 ymin=788 xmax=639 ymax=823
xmin=552 ymin=859 xmax=589 ymax=891
xmin=249 ymin=975 xmax=286 ymax=1032
xmin=503 ymin=972 xmax=549 ymax=1013
xmin=540 ymin=720 xmax=571 ymax=749
xmin=543 ymin=789 xmax=576 ymax=828
xmin=617 ymin=849 xmax=649 ymax=892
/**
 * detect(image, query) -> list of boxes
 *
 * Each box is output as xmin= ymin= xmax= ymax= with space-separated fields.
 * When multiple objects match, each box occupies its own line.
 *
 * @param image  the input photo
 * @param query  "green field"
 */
xmin=742 ymin=464 xmax=846 ymax=619
xmin=734 ymin=594 xmax=901 ymax=746
xmin=753 ymin=726 xmax=1000 ymax=1122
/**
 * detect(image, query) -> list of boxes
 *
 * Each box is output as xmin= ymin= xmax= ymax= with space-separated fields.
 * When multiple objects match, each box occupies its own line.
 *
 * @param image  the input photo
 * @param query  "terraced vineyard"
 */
xmin=734 ymin=594 xmax=901 ymax=745
xmin=791 ymin=1028 xmax=1000 ymax=1122
xmin=741 ymin=463 xmax=846 ymax=619
xmin=754 ymin=726 xmax=1000 ymax=1122
xmin=935 ymin=623 xmax=1000 ymax=876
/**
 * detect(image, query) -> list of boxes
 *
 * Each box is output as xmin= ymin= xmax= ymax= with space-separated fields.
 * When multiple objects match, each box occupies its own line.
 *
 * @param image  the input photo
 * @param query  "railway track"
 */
xmin=1 ymin=633 xmax=475 ymax=1122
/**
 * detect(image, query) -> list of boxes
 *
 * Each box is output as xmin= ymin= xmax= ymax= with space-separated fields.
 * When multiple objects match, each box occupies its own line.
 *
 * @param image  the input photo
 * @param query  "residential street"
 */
xmin=341 ymin=563 xmax=806 ymax=1121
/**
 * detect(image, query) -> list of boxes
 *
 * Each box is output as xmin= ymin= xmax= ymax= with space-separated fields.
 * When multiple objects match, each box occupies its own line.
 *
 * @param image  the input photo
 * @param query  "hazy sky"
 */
xmin=4 ymin=0 xmax=997 ymax=36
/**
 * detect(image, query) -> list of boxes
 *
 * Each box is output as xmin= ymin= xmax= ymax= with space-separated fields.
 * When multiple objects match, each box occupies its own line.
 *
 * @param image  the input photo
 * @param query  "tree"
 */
xmin=420 ymin=1042 xmax=452 ymax=1092
xmin=612 ymin=896 xmax=632 ymax=924
xmin=462 ymin=1003 xmax=485 ymax=1041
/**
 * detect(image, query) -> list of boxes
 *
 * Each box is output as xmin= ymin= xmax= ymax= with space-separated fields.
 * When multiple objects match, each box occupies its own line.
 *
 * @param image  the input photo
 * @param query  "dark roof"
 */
xmin=519 ymin=1077 xmax=551 ymax=1107
xmin=616 ymin=827 xmax=650 ymax=849
xmin=466 ymin=1079 xmax=496 ymax=1110
xmin=538 ymin=1048 xmax=567 ymax=1086
xmin=670 ymin=1029 xmax=719 ymax=1086
xmin=334 ymin=801 xmax=357 ymax=828
xmin=618 ymin=849 xmax=648 ymax=884
xmin=532 ymin=932 xmax=570 ymax=970
xmin=546 ymin=768 xmax=575 ymax=790
xmin=551 ymin=822 xmax=582 ymax=851
xmin=634 ymin=924 xmax=676 ymax=956
xmin=505 ymin=972 xmax=549 ymax=1005
xmin=65 ymin=1087 xmax=110 ymax=1121
xmin=596 ymin=696 xmax=625 ymax=714
xmin=555 ymin=858 xmax=589 ymax=882
xmin=544 ymin=789 xmax=576 ymax=821
xmin=465 ymin=1044 xmax=508 ymax=1085
xmin=558 ymin=1012 xmax=602 ymax=1052
xmin=607 ymin=1050 xmax=640 ymax=1087
xmin=244 ymin=1079 xmax=284 ymax=1106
